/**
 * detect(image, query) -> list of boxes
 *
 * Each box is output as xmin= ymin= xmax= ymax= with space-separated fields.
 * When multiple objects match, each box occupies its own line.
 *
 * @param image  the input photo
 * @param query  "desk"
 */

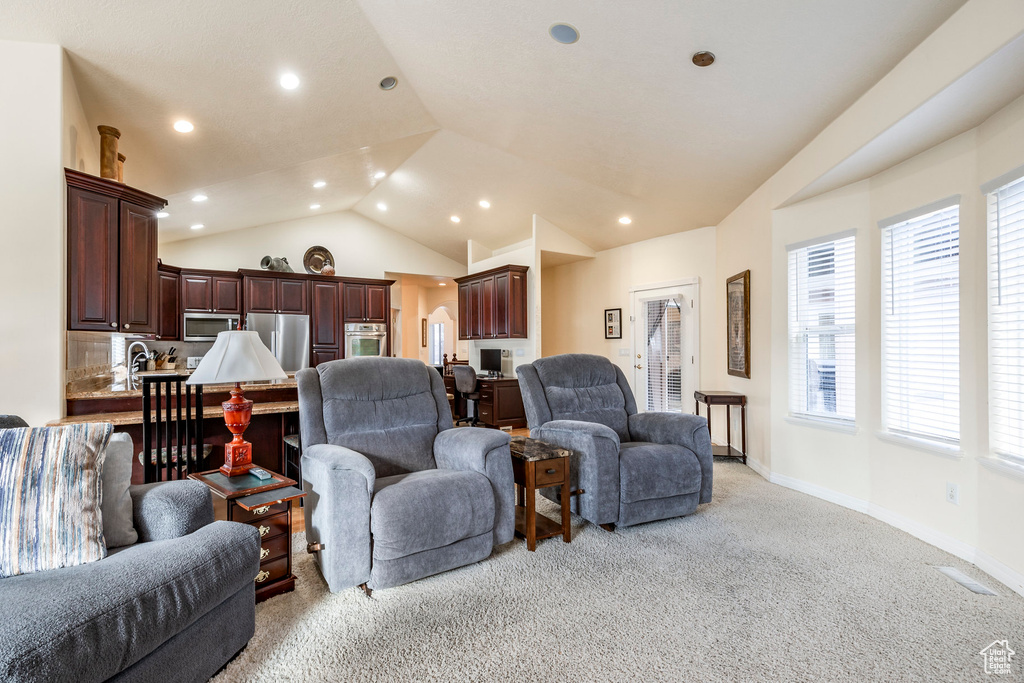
xmin=476 ymin=377 xmax=526 ymax=429
xmin=694 ymin=390 xmax=746 ymax=463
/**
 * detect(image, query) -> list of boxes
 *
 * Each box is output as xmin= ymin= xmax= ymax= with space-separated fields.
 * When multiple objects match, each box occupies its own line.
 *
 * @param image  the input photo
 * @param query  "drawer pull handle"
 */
xmin=253 ymin=505 xmax=271 ymax=515
xmin=546 ymin=468 xmax=557 ymax=474
xmin=255 ymin=570 xmax=270 ymax=583
xmin=258 ymin=525 xmax=270 ymax=537
xmin=260 ymin=547 xmax=270 ymax=560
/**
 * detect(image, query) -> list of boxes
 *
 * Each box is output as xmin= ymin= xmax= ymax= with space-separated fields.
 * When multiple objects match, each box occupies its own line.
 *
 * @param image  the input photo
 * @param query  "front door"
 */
xmin=632 ymin=284 xmax=699 ymax=413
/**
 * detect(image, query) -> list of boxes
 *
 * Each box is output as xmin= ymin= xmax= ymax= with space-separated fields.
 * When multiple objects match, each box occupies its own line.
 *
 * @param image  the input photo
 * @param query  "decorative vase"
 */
xmin=260 ymin=256 xmax=294 ymax=273
xmin=321 ymin=264 xmax=335 ymax=276
xmin=117 ymin=153 xmax=125 ymax=183
xmin=97 ymin=125 xmax=121 ymax=180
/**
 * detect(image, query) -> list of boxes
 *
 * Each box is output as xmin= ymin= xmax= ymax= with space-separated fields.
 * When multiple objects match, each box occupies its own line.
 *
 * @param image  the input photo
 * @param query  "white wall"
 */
xmin=0 ymin=41 xmax=66 ymax=425
xmin=159 ymin=210 xmax=466 ymax=279
xmin=61 ymin=52 xmax=98 ymax=174
xmin=767 ymin=97 xmax=1024 ymax=593
xmin=542 ymin=225 xmax=718 ymax=412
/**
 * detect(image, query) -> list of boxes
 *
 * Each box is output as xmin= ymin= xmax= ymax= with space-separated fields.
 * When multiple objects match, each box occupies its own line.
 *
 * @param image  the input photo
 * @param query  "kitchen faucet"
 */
xmin=127 ymin=341 xmax=150 ymax=388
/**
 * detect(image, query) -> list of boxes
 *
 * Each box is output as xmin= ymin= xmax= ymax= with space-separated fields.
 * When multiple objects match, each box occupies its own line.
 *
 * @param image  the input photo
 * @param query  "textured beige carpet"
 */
xmin=214 ymin=463 xmax=1024 ymax=682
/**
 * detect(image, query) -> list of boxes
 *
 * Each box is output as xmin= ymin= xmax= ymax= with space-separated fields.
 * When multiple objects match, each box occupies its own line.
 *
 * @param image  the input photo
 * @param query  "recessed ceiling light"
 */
xmin=619 ymin=216 xmax=632 ymax=225
xmin=549 ymin=23 xmax=580 ymax=44
xmin=692 ymin=51 xmax=715 ymax=67
xmin=192 ymin=194 xmax=207 ymax=202
xmin=313 ymin=180 xmax=326 ymax=189
xmin=190 ymin=223 xmax=205 ymax=230
xmin=280 ymin=73 xmax=300 ymax=90
xmin=438 ymin=282 xmax=447 ymax=286
xmin=374 ymin=171 xmax=387 ymax=179
xmin=479 ymin=200 xmax=491 ymax=209
xmin=377 ymin=202 xmax=387 ymax=211
xmin=173 ymin=120 xmax=194 ymax=133
xmin=156 ymin=211 xmax=169 ymax=218
xmin=450 ymin=215 xmax=461 ymax=223
xmin=310 ymin=204 xmax=320 ymax=210
xmin=379 ymin=76 xmax=398 ymax=90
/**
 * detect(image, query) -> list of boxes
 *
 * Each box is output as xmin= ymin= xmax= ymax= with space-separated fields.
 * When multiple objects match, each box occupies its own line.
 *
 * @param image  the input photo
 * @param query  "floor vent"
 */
xmin=933 ymin=566 xmax=999 ymax=595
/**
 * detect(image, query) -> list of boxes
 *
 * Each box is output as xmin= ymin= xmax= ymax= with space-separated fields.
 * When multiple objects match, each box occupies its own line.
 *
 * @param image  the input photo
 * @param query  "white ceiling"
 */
xmin=1 ymin=0 xmax=968 ymax=262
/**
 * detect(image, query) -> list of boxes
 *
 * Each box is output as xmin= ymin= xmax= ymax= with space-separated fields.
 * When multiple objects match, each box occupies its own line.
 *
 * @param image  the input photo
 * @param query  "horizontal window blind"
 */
xmin=988 ymin=174 xmax=1024 ymax=461
xmin=881 ymin=204 xmax=960 ymax=444
xmin=788 ymin=235 xmax=856 ymax=422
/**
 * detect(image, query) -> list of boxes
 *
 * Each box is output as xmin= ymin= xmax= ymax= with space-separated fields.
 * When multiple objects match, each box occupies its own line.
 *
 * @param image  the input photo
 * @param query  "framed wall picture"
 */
xmin=421 ymin=318 xmax=428 ymax=348
xmin=726 ymin=270 xmax=750 ymax=378
xmin=605 ymin=308 xmax=622 ymax=339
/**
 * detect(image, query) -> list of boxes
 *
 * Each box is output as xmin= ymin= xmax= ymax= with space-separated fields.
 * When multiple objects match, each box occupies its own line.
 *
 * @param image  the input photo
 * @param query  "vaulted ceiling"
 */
xmin=0 ymin=0 xmax=968 ymax=262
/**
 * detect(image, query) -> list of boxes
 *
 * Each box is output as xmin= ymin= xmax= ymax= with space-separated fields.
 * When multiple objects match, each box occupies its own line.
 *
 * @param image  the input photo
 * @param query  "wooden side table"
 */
xmin=510 ymin=436 xmax=571 ymax=551
xmin=189 ymin=469 xmax=306 ymax=602
xmin=694 ymin=390 xmax=747 ymax=463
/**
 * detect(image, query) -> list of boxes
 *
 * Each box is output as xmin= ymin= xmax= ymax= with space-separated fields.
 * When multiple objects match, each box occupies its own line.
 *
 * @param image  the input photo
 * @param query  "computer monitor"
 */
xmin=479 ymin=349 xmax=502 ymax=375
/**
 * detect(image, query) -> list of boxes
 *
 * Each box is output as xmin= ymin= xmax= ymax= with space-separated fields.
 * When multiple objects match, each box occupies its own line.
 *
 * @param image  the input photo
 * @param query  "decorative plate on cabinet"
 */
xmin=303 ymin=246 xmax=335 ymax=274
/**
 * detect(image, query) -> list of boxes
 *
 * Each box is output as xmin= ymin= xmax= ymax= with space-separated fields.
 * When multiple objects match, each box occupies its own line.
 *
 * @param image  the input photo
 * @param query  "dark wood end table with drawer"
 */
xmin=510 ymin=436 xmax=572 ymax=551
xmin=188 ymin=469 xmax=306 ymax=603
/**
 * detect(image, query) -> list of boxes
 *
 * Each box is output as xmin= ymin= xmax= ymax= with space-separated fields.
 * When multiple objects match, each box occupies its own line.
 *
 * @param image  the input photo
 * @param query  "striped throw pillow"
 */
xmin=0 ymin=423 xmax=113 ymax=578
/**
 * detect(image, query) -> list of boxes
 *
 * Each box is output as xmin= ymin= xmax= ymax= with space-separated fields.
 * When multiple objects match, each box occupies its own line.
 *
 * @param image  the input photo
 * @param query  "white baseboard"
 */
xmin=762 ymin=471 xmax=1024 ymax=598
xmin=769 ymin=471 xmax=870 ymax=514
xmin=745 ymin=457 xmax=771 ymax=480
xmin=975 ymin=550 xmax=1024 ymax=597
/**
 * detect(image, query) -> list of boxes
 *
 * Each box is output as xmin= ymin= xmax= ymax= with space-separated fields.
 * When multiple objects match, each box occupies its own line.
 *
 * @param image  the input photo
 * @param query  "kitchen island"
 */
xmin=54 ymin=375 xmax=300 ymax=484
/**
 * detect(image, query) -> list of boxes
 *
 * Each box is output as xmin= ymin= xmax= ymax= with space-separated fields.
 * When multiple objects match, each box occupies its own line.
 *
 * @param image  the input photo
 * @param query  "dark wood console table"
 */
xmin=694 ymin=390 xmax=747 ymax=463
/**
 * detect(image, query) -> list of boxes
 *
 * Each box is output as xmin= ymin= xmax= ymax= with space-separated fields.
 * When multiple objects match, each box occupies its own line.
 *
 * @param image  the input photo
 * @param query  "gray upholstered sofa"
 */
xmin=517 ymin=353 xmax=713 ymax=529
xmin=297 ymin=357 xmax=514 ymax=593
xmin=0 ymin=480 xmax=261 ymax=683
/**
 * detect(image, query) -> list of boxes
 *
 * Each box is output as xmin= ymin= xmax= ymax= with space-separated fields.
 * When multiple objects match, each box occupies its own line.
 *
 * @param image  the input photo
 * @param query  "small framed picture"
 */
xmin=421 ymin=318 xmax=428 ymax=348
xmin=604 ymin=308 xmax=622 ymax=339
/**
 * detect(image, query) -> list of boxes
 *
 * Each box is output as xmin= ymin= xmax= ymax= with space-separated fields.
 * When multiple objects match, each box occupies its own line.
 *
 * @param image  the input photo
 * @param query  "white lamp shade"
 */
xmin=186 ymin=330 xmax=287 ymax=385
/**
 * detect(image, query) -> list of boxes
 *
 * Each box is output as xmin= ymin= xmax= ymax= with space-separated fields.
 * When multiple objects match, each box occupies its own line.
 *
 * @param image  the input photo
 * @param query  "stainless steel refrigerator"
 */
xmin=245 ymin=313 xmax=310 ymax=373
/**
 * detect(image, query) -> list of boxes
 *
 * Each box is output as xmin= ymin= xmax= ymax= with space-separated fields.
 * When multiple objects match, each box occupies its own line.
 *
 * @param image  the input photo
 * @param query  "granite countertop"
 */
xmin=509 ymin=435 xmax=572 ymax=461
xmin=48 ymin=400 xmax=299 ymax=427
xmin=67 ymin=373 xmax=298 ymax=400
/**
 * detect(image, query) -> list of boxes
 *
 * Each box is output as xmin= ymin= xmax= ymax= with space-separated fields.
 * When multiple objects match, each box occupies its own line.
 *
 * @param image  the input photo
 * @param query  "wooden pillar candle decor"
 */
xmin=97 ymin=125 xmax=121 ymax=180
xmin=117 ymin=153 xmax=126 ymax=183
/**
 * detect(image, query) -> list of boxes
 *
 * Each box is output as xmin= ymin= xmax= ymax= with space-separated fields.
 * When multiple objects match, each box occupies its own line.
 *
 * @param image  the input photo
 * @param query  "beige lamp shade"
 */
xmin=187 ymin=330 xmax=287 ymax=385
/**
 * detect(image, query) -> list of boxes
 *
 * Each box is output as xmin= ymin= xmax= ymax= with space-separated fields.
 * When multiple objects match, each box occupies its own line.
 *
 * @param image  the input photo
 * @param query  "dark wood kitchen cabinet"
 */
xmin=66 ymin=169 xmax=166 ymax=334
xmin=342 ymin=280 xmax=389 ymax=323
xmin=454 ymin=265 xmax=529 ymax=341
xmin=180 ymin=270 xmax=241 ymax=314
xmin=310 ymin=280 xmax=341 ymax=364
xmin=241 ymin=271 xmax=309 ymax=316
xmin=156 ymin=264 xmax=181 ymax=340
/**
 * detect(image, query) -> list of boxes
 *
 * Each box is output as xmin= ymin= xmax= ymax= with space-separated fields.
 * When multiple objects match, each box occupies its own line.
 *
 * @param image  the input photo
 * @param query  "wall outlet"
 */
xmin=945 ymin=482 xmax=959 ymax=505
xmin=618 ymin=348 xmax=630 ymax=356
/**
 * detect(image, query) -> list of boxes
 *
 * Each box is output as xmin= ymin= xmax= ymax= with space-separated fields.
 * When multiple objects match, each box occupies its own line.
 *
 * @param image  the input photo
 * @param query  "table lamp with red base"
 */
xmin=187 ymin=330 xmax=287 ymax=477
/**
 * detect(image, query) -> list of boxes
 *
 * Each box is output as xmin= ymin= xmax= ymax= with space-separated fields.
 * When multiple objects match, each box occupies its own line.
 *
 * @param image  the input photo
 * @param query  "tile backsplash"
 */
xmin=66 ymin=332 xmax=213 ymax=392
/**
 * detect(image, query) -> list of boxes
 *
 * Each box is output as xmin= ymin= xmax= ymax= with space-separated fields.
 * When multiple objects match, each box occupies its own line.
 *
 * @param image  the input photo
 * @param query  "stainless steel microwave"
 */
xmin=182 ymin=312 xmax=241 ymax=341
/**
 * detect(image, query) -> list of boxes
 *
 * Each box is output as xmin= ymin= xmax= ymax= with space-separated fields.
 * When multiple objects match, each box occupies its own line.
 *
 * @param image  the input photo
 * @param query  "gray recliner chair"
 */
xmin=517 ymin=354 xmax=713 ymax=529
xmin=297 ymin=357 xmax=514 ymax=593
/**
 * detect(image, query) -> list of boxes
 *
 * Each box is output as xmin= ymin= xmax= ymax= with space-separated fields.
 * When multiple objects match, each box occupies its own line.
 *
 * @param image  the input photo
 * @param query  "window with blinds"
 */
xmin=987 ymin=173 xmax=1024 ymax=461
xmin=788 ymin=234 xmax=856 ymax=422
xmin=881 ymin=203 xmax=960 ymax=444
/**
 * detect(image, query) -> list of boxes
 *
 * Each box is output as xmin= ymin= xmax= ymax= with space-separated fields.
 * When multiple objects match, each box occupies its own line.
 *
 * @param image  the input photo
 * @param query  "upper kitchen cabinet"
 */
xmin=342 ymin=280 xmax=389 ymax=323
xmin=240 ymin=271 xmax=309 ymax=316
xmin=156 ymin=263 xmax=181 ymax=340
xmin=180 ymin=269 xmax=242 ymax=314
xmin=454 ymin=265 xmax=529 ymax=340
xmin=66 ymin=169 xmax=166 ymax=333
